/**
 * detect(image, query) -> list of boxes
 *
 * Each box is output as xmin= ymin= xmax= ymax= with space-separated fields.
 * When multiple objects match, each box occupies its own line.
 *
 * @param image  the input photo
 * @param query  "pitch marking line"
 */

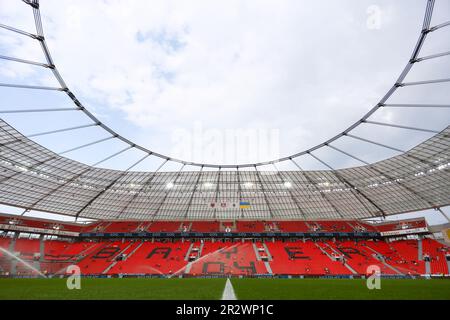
xmin=221 ymin=278 xmax=237 ymax=300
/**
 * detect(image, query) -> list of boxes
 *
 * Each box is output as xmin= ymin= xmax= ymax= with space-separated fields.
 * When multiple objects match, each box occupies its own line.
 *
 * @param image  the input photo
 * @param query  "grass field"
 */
xmin=0 ymin=278 xmax=449 ymax=300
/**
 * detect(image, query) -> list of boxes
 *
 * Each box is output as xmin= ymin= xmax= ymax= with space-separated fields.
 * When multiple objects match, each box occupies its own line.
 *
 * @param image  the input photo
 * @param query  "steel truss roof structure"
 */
xmin=0 ymin=119 xmax=449 ymax=220
xmin=0 ymin=0 xmax=449 ymax=221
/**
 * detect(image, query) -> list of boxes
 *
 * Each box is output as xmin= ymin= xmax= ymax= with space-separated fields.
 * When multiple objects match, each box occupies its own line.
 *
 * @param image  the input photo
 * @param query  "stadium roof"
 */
xmin=0 ymin=0 xmax=449 ymax=221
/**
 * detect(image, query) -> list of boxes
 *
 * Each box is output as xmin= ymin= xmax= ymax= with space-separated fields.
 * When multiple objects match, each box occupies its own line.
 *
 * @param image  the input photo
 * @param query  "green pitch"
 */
xmin=232 ymin=278 xmax=450 ymax=300
xmin=0 ymin=278 xmax=449 ymax=300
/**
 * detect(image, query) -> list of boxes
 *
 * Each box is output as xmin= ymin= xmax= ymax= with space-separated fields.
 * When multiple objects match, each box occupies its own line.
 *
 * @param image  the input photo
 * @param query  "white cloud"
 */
xmin=0 ymin=0 xmax=448 ymax=165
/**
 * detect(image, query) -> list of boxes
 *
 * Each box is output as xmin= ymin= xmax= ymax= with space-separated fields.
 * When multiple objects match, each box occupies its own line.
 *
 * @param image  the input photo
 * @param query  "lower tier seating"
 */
xmin=423 ymin=238 xmax=449 ymax=274
xmin=0 ymin=237 xmax=448 ymax=276
xmin=189 ymin=241 xmax=267 ymax=275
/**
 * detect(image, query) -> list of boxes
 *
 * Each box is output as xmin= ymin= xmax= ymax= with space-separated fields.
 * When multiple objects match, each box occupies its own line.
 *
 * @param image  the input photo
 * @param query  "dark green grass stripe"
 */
xmin=231 ymin=278 xmax=450 ymax=300
xmin=1 ymin=278 xmax=449 ymax=300
xmin=0 ymin=278 xmax=225 ymax=300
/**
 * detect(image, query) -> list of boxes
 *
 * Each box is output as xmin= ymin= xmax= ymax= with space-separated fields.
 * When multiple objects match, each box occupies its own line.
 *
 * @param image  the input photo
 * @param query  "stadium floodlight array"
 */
xmin=0 ymin=0 xmax=449 ymax=221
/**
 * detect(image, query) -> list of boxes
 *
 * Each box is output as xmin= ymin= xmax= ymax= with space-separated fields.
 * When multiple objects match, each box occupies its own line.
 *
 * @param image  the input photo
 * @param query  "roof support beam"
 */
xmin=272 ymin=164 xmax=307 ymax=220
xmin=0 ymin=23 xmax=40 ymax=39
xmin=436 ymin=208 xmax=450 ymax=223
xmin=0 ymin=108 xmax=78 ymax=114
xmin=254 ymin=165 xmax=275 ymax=219
xmin=0 ymin=153 xmax=58 ymax=185
xmin=327 ymin=145 xmax=370 ymax=165
xmin=17 ymin=146 xmax=135 ymax=215
xmin=0 ymin=0 xmax=439 ymax=171
xmin=27 ymin=123 xmax=98 ymax=138
xmin=59 ymin=136 xmax=116 ymax=155
xmin=399 ymin=78 xmax=450 ymax=87
xmin=308 ymin=152 xmax=386 ymax=218
xmin=0 ymin=83 xmax=63 ymax=91
xmin=73 ymin=147 xmax=143 ymax=221
xmin=346 ymin=132 xmax=446 ymax=168
xmin=153 ymin=164 xmax=186 ymax=220
xmin=212 ymin=168 xmax=222 ymax=219
xmin=0 ymin=54 xmax=52 ymax=68
xmin=382 ymin=104 xmax=450 ymax=108
xmin=184 ymin=166 xmax=204 ymax=219
xmin=346 ymin=134 xmax=405 ymax=153
xmin=428 ymin=20 xmax=450 ymax=32
xmin=414 ymin=50 xmax=450 ymax=62
xmin=363 ymin=120 xmax=439 ymax=134
xmin=290 ymin=158 xmax=345 ymax=219
xmin=326 ymin=144 xmax=448 ymax=215
xmin=236 ymin=167 xmax=244 ymax=219
xmin=115 ymin=158 xmax=168 ymax=219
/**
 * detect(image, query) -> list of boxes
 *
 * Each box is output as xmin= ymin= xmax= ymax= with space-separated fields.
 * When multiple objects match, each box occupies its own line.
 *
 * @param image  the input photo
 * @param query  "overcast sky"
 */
xmin=0 ymin=0 xmax=449 ymax=224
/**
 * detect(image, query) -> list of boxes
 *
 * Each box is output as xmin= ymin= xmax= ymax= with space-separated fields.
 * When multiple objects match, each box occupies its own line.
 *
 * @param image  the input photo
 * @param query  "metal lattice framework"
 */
xmin=0 ymin=0 xmax=449 ymax=221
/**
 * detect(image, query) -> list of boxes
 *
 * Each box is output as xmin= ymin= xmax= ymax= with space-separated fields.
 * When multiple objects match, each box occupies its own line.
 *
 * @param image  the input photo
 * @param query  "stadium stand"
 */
xmin=1 ymin=213 xmax=449 ymax=277
xmin=190 ymin=221 xmax=220 ymax=232
xmin=275 ymin=221 xmax=310 ymax=232
xmin=422 ymin=238 xmax=449 ymax=274
xmin=236 ymin=221 xmax=266 ymax=232
xmin=147 ymin=221 xmax=183 ymax=232
xmin=267 ymin=240 xmax=352 ymax=275
xmin=189 ymin=241 xmax=267 ymax=275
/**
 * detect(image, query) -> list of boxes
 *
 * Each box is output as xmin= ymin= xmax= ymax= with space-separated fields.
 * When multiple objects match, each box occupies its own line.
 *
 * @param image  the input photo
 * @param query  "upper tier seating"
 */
xmin=190 ymin=221 xmax=220 ymax=232
xmin=375 ymin=219 xmax=427 ymax=232
xmin=147 ymin=221 xmax=182 ymax=232
xmin=236 ymin=221 xmax=266 ymax=232
xmin=347 ymin=221 xmax=377 ymax=232
xmin=276 ymin=221 xmax=309 ymax=232
xmin=103 ymin=222 xmax=142 ymax=233
xmin=315 ymin=221 xmax=354 ymax=232
xmin=0 ymin=215 xmax=83 ymax=232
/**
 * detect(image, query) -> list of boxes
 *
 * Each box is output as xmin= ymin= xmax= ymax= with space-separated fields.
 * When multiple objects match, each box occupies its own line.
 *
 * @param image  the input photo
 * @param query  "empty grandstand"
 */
xmin=1 ymin=214 xmax=449 ymax=278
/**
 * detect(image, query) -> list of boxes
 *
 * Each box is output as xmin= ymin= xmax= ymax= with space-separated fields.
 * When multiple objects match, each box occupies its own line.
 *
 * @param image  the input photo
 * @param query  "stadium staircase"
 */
xmin=188 ymin=241 xmax=266 ymax=276
xmin=264 ymin=222 xmax=279 ymax=232
xmin=418 ymin=238 xmax=423 ymax=260
xmin=346 ymin=221 xmax=357 ymax=231
xmin=141 ymin=222 xmax=153 ymax=231
xmin=180 ymin=222 xmax=192 ymax=232
xmin=184 ymin=242 xmax=195 ymax=261
xmin=425 ymin=261 xmax=431 ymax=274
xmin=105 ymin=241 xmax=143 ymax=274
xmin=220 ymin=221 xmax=236 ymax=232
xmin=365 ymin=245 xmax=403 ymax=275
xmin=320 ymin=242 xmax=357 ymax=275
xmin=102 ymin=241 xmax=139 ymax=274
xmin=327 ymin=240 xmax=396 ymax=275
xmin=251 ymin=243 xmax=273 ymax=274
